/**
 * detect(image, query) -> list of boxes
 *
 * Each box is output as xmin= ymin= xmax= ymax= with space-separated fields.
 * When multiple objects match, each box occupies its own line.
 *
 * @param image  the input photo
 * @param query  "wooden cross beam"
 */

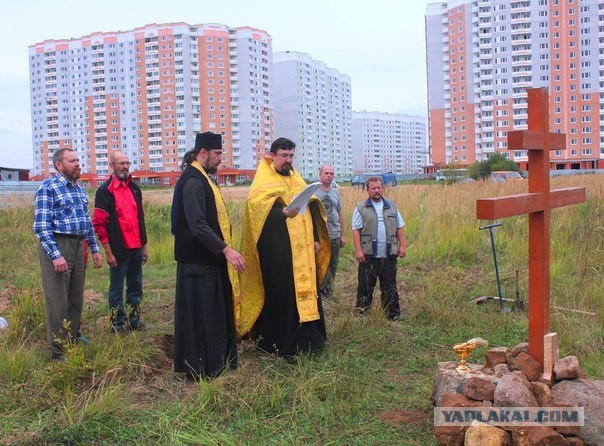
xmin=476 ymin=88 xmax=586 ymax=369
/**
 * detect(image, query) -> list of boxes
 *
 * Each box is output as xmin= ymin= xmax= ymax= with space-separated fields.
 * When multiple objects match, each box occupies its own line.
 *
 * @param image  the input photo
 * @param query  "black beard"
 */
xmin=276 ymin=167 xmax=291 ymax=176
xmin=205 ymin=166 xmax=218 ymax=174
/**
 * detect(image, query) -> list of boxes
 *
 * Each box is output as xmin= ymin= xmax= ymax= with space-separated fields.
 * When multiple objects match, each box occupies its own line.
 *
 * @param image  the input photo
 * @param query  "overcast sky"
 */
xmin=0 ymin=0 xmax=431 ymax=168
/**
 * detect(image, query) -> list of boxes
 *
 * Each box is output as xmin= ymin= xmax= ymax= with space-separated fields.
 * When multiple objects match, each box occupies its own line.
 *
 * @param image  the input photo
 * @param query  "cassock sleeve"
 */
xmin=182 ymin=178 xmax=227 ymax=255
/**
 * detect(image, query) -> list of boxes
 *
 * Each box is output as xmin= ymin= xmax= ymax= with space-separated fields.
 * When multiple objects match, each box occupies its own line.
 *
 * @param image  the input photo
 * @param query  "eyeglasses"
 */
xmin=277 ymin=153 xmax=295 ymax=159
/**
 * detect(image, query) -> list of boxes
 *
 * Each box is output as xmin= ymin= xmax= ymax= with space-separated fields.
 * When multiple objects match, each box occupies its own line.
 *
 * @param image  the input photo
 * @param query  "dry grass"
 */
xmin=144 ymin=186 xmax=251 ymax=206
xmin=0 ymin=174 xmax=601 ymax=445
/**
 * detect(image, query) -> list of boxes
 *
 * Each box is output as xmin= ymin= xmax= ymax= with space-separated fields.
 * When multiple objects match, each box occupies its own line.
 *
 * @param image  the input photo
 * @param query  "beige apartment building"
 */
xmin=29 ymin=22 xmax=273 ymax=181
xmin=426 ymin=0 xmax=604 ymax=172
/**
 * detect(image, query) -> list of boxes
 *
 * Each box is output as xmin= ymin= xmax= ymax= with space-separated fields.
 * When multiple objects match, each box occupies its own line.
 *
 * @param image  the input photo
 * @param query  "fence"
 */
xmin=0 ymin=181 xmax=41 ymax=209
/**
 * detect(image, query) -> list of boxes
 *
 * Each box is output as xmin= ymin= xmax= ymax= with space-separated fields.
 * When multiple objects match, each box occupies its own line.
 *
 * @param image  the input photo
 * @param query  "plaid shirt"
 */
xmin=33 ymin=172 xmax=100 ymax=260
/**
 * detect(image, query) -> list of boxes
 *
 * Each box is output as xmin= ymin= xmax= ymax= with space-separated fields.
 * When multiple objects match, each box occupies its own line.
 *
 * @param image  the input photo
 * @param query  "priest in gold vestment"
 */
xmin=237 ymin=137 xmax=330 ymax=357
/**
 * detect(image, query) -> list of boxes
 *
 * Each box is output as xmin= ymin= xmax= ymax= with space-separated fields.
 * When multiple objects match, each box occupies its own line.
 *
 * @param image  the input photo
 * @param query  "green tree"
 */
xmin=468 ymin=153 xmax=520 ymax=180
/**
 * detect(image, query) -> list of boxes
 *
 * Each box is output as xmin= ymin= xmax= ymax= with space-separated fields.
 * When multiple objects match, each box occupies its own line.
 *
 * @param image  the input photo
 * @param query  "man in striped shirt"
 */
xmin=33 ymin=148 xmax=103 ymax=361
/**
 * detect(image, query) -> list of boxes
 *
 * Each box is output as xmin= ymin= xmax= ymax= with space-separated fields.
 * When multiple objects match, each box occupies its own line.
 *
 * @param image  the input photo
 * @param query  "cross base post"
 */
xmin=542 ymin=332 xmax=559 ymax=384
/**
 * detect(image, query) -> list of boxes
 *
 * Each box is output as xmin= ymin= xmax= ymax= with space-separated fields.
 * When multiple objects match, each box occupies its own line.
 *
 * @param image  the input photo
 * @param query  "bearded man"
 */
xmin=171 ymin=132 xmax=245 ymax=379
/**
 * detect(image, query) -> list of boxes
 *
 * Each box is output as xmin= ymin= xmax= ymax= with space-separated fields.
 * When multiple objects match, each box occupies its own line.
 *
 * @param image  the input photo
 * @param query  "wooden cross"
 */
xmin=476 ymin=88 xmax=586 ymax=373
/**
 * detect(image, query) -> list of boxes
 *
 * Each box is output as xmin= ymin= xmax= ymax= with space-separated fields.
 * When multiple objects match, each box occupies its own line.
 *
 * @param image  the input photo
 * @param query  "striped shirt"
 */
xmin=33 ymin=173 xmax=100 ymax=260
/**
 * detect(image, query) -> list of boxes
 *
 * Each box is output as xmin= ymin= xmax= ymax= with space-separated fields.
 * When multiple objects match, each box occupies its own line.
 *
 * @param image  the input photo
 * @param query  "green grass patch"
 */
xmin=0 ymin=175 xmax=601 ymax=444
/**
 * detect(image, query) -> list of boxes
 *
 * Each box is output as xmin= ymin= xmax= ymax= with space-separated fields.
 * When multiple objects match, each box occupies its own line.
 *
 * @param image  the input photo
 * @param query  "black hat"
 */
xmin=194 ymin=132 xmax=222 ymax=150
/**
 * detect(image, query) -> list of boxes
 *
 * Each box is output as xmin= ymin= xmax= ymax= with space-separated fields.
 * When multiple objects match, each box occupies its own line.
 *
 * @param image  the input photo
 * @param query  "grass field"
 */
xmin=0 ymin=175 xmax=602 ymax=445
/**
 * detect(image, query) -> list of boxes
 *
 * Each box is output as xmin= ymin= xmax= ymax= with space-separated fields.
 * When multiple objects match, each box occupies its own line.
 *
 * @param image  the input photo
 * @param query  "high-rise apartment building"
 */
xmin=273 ymin=51 xmax=352 ymax=179
xmin=29 ymin=22 xmax=273 ymax=177
xmin=426 ymin=0 xmax=604 ymax=171
xmin=352 ymin=112 xmax=427 ymax=174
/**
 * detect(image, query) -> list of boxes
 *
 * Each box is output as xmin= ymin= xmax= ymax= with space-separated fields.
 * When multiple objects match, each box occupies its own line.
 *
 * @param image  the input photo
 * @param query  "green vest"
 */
xmin=356 ymin=198 xmax=400 ymax=257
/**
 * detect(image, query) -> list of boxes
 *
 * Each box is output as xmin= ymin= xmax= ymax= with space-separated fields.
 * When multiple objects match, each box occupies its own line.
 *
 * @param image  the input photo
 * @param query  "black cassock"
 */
xmin=173 ymin=262 xmax=237 ymax=378
xmin=172 ymin=175 xmax=237 ymax=379
xmin=254 ymin=202 xmax=326 ymax=356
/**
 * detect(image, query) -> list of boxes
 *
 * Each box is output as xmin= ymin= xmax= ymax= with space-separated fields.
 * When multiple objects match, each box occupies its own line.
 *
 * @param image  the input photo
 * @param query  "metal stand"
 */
xmin=479 ymin=223 xmax=503 ymax=311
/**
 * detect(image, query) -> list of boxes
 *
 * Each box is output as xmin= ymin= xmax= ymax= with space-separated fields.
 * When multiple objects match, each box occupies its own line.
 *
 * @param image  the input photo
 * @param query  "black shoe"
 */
xmin=128 ymin=320 xmax=146 ymax=331
xmin=354 ymin=307 xmax=369 ymax=317
xmin=388 ymin=315 xmax=401 ymax=322
xmin=111 ymin=325 xmax=128 ymax=335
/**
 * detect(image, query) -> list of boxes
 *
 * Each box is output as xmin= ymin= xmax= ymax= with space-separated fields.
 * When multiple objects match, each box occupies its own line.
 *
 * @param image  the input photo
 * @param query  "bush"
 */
xmin=468 ymin=153 xmax=520 ymax=180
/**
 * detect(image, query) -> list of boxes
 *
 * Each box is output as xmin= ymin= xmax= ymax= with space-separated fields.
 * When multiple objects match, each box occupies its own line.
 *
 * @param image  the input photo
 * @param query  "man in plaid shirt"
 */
xmin=33 ymin=148 xmax=103 ymax=361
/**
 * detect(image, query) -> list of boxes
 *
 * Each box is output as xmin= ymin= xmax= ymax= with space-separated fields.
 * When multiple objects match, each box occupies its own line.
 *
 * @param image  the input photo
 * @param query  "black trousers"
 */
xmin=356 ymin=257 xmax=401 ymax=320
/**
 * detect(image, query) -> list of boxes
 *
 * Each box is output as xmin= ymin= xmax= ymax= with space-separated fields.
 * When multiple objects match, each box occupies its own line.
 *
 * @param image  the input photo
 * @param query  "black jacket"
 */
xmin=171 ymin=166 xmax=227 ymax=265
xmin=93 ymin=177 xmax=147 ymax=262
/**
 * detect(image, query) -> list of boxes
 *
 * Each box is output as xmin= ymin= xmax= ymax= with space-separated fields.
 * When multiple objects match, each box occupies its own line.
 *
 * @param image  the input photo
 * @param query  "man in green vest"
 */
xmin=352 ymin=176 xmax=406 ymax=321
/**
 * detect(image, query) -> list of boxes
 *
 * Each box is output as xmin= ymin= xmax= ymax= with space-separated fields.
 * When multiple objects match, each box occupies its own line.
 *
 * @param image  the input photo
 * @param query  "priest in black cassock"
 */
xmin=171 ymin=131 xmax=245 ymax=379
xmin=237 ymin=137 xmax=331 ymax=357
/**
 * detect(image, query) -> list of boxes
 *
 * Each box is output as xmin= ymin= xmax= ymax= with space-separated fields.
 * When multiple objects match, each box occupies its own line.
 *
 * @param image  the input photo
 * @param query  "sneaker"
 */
xmin=388 ymin=315 xmax=401 ymax=322
xmin=76 ymin=334 xmax=90 ymax=344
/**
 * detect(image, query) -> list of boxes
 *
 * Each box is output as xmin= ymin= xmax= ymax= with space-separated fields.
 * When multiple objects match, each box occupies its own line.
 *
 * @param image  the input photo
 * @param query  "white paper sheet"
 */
xmin=284 ymin=182 xmax=321 ymax=215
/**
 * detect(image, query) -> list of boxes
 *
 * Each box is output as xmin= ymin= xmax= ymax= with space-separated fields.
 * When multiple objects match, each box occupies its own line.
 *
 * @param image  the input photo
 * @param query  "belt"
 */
xmin=54 ymin=233 xmax=86 ymax=241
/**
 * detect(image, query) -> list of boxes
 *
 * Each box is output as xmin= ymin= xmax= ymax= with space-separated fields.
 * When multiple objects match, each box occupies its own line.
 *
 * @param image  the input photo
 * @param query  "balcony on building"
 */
xmin=146 ymin=89 xmax=160 ymax=99
xmin=512 ymin=78 xmax=532 ymax=88
xmin=146 ymin=70 xmax=159 ymax=81
xmin=480 ymin=28 xmax=493 ymax=38
xmin=481 ymin=71 xmax=493 ymax=81
xmin=482 ymin=90 xmax=494 ymax=100
xmin=148 ymin=134 xmax=162 ymax=142
xmin=511 ymin=23 xmax=531 ymax=34
xmin=478 ymin=8 xmax=490 ymax=18
xmin=511 ymin=35 xmax=531 ymax=46
xmin=510 ymin=13 xmax=531 ymax=24
xmin=480 ymin=59 xmax=493 ymax=69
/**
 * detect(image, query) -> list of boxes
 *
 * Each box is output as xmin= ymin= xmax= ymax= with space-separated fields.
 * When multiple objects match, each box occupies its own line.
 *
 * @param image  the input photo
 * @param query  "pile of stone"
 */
xmin=431 ymin=343 xmax=603 ymax=445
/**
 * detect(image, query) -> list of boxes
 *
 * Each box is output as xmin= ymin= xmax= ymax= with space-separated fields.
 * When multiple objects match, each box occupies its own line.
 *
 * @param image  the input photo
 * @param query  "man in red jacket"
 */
xmin=93 ymin=152 xmax=148 ymax=334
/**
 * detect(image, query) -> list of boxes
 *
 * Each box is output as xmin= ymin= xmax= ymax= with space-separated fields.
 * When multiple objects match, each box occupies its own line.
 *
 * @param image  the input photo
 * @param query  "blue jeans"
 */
xmin=108 ymin=248 xmax=144 ymax=329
